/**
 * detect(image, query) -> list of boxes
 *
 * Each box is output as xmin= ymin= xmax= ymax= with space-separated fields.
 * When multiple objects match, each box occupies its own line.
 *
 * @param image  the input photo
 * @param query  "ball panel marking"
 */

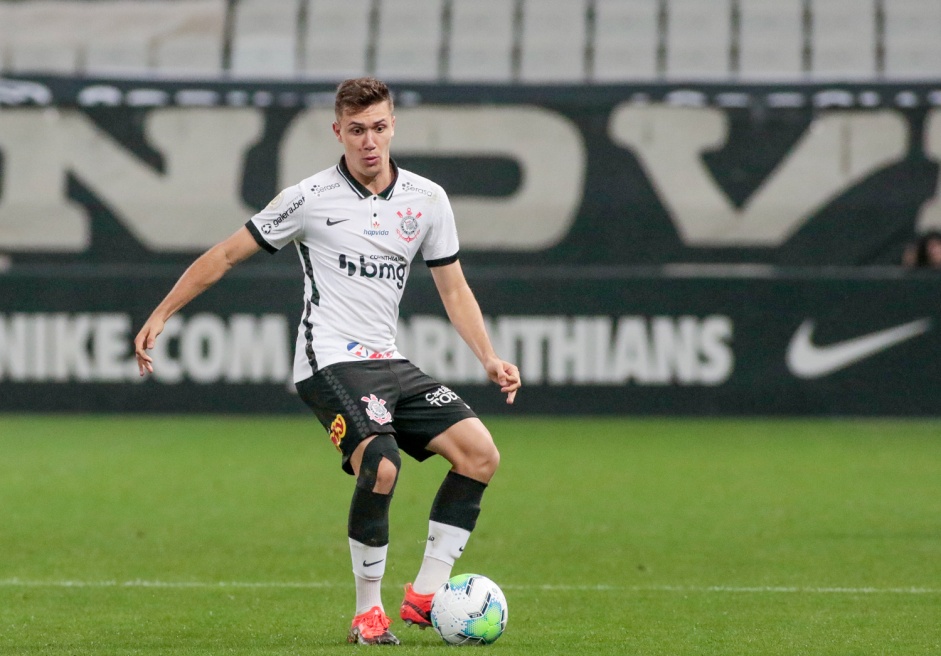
xmin=431 ymin=573 xmax=508 ymax=645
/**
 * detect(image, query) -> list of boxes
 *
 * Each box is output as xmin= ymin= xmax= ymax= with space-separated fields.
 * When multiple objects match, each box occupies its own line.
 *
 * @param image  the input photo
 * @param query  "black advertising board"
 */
xmin=1 ymin=266 xmax=938 ymax=415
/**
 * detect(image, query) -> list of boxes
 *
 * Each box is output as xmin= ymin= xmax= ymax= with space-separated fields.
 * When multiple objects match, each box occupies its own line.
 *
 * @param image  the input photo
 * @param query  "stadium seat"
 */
xmin=883 ymin=0 xmax=941 ymax=79
xmin=1 ymin=1 xmax=84 ymax=74
xmin=81 ymin=3 xmax=155 ymax=76
xmin=518 ymin=0 xmax=588 ymax=83
xmin=0 ymin=0 xmax=225 ymax=77
xmin=447 ymin=0 xmax=516 ymax=82
xmin=738 ymin=0 xmax=804 ymax=80
xmin=155 ymin=1 xmax=226 ymax=77
xmin=156 ymin=34 xmax=225 ymax=78
xmin=374 ymin=0 xmax=444 ymax=82
xmin=85 ymin=1 xmax=225 ymax=77
xmin=230 ymin=0 xmax=298 ymax=78
xmin=302 ymin=0 xmax=372 ymax=80
xmin=592 ymin=0 xmax=660 ymax=81
xmin=0 ymin=2 xmax=6 ymax=70
xmin=810 ymin=0 xmax=876 ymax=78
xmin=665 ymin=0 xmax=732 ymax=79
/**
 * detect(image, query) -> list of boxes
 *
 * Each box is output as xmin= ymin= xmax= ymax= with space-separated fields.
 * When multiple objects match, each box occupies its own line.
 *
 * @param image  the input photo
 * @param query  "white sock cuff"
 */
xmin=349 ymin=538 xmax=388 ymax=580
xmin=423 ymin=520 xmax=471 ymax=566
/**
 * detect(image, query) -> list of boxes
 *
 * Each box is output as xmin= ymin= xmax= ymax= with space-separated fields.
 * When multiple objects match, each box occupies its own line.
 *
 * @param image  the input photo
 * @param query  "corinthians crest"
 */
xmin=396 ymin=208 xmax=422 ymax=243
xmin=361 ymin=393 xmax=393 ymax=425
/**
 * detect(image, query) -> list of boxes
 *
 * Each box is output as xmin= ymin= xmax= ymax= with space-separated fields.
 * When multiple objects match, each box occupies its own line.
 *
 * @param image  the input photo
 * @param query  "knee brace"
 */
xmin=356 ymin=434 xmax=401 ymax=492
xmin=349 ymin=435 xmax=401 ymax=546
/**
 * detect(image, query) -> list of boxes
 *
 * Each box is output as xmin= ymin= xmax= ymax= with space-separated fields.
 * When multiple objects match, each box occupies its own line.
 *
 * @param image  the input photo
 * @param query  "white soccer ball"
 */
xmin=430 ymin=573 xmax=508 ymax=645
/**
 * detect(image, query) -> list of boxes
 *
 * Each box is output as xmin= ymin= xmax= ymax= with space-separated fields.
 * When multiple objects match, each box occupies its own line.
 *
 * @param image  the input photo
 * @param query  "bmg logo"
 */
xmin=338 ymin=254 xmax=407 ymax=289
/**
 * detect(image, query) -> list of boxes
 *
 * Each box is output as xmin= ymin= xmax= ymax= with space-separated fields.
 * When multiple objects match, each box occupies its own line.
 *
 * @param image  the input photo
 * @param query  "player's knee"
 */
xmin=477 ymin=442 xmax=500 ymax=480
xmin=373 ymin=455 xmax=399 ymax=494
xmin=357 ymin=434 xmax=401 ymax=495
xmin=460 ymin=440 xmax=499 ymax=484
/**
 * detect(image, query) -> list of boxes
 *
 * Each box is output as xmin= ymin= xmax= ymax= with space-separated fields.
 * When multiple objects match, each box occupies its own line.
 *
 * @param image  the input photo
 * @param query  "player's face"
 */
xmin=333 ymin=101 xmax=395 ymax=186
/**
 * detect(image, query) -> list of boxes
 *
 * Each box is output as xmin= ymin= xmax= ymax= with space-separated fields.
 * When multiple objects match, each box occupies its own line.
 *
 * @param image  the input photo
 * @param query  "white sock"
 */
xmin=413 ymin=556 xmax=453 ymax=595
xmin=349 ymin=538 xmax=388 ymax=615
xmin=354 ymin=575 xmax=384 ymax=616
xmin=412 ymin=521 xmax=471 ymax=595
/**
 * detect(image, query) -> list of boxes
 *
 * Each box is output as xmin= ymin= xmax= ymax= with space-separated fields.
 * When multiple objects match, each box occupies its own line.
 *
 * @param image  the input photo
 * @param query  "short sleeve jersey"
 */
xmin=245 ymin=157 xmax=459 ymax=383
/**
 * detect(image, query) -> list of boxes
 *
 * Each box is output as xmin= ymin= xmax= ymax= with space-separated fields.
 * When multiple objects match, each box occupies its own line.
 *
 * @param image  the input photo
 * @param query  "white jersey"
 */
xmin=246 ymin=157 xmax=460 ymax=383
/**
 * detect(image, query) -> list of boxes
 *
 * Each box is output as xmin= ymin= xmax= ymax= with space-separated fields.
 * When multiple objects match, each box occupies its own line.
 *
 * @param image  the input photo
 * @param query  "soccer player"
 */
xmin=133 ymin=77 xmax=521 ymax=646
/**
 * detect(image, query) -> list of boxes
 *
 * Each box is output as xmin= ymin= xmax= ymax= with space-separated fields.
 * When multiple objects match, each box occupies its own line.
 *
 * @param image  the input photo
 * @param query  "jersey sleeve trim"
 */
xmin=425 ymin=252 xmax=459 ymax=268
xmin=245 ymin=220 xmax=278 ymax=254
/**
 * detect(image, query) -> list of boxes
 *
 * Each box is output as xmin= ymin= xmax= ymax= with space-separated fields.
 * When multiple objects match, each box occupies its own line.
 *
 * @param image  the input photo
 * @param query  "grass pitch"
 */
xmin=1 ymin=415 xmax=940 ymax=655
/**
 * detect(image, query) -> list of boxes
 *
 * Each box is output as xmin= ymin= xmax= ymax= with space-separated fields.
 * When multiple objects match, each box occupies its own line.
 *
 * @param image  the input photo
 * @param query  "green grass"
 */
xmin=1 ymin=416 xmax=940 ymax=655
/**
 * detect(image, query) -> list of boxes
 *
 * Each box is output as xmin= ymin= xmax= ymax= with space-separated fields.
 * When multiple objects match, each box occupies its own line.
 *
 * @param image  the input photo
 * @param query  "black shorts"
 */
xmin=295 ymin=359 xmax=478 ymax=475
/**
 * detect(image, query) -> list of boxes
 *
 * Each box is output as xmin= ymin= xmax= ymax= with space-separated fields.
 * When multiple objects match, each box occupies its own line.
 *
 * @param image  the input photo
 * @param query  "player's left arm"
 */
xmin=430 ymin=260 xmax=521 ymax=404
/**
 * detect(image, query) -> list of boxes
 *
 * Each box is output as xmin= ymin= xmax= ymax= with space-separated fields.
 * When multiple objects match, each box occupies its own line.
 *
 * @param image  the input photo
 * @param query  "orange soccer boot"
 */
xmin=399 ymin=583 xmax=435 ymax=629
xmin=347 ymin=606 xmax=400 ymax=645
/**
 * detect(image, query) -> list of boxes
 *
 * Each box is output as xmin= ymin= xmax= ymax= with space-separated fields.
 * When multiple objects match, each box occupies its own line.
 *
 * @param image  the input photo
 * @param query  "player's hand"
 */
xmin=133 ymin=317 xmax=165 ymax=377
xmin=485 ymin=358 xmax=521 ymax=405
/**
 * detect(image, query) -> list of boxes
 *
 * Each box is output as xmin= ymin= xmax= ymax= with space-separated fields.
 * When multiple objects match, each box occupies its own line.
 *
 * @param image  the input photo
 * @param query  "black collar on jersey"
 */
xmin=337 ymin=156 xmax=399 ymax=200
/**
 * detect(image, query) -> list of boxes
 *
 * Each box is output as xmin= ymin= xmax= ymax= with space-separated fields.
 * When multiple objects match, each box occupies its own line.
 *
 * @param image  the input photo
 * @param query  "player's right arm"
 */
xmin=134 ymin=226 xmax=261 ymax=376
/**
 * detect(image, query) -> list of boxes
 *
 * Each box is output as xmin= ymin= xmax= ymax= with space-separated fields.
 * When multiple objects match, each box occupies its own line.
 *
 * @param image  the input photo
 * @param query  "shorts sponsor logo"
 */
xmin=425 ymin=385 xmax=461 ymax=407
xmin=396 ymin=208 xmax=421 ymax=243
xmin=347 ymin=342 xmax=396 ymax=360
xmin=361 ymin=393 xmax=393 ymax=425
xmin=329 ymin=414 xmax=347 ymax=452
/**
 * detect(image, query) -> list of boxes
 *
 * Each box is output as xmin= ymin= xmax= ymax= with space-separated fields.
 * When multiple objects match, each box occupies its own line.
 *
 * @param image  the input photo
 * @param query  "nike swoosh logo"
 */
xmin=363 ymin=559 xmax=384 ymax=568
xmin=786 ymin=318 xmax=931 ymax=379
xmin=326 ymin=218 xmax=349 ymax=226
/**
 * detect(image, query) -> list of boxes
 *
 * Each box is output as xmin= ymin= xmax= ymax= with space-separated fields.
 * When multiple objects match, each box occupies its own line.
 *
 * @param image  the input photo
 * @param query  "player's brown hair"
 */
xmin=334 ymin=77 xmax=393 ymax=120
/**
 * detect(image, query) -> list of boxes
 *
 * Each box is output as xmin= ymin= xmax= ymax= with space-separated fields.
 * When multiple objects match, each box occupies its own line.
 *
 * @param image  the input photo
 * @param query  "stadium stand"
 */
xmin=0 ymin=0 xmax=938 ymax=81
xmin=665 ymin=0 xmax=733 ymax=79
xmin=302 ymin=0 xmax=372 ymax=79
xmin=0 ymin=0 xmax=226 ymax=77
xmin=883 ymin=0 xmax=941 ymax=79
xmin=738 ymin=0 xmax=805 ymax=80
xmin=447 ymin=0 xmax=516 ymax=82
xmin=229 ymin=0 xmax=296 ymax=78
xmin=1 ymin=0 xmax=82 ymax=74
xmin=518 ymin=0 xmax=587 ymax=83
xmin=374 ymin=0 xmax=443 ymax=82
xmin=592 ymin=0 xmax=660 ymax=81
xmin=810 ymin=0 xmax=877 ymax=78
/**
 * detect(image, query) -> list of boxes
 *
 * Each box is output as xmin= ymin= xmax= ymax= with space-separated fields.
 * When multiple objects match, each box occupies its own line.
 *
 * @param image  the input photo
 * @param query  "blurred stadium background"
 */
xmin=4 ymin=6 xmax=941 ymax=653
xmin=1 ymin=0 xmax=940 ymax=415
xmin=1 ymin=0 xmax=939 ymax=81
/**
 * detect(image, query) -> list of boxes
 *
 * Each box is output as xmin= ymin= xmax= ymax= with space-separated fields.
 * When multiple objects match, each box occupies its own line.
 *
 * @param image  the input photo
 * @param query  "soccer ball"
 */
xmin=430 ymin=573 xmax=508 ymax=645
